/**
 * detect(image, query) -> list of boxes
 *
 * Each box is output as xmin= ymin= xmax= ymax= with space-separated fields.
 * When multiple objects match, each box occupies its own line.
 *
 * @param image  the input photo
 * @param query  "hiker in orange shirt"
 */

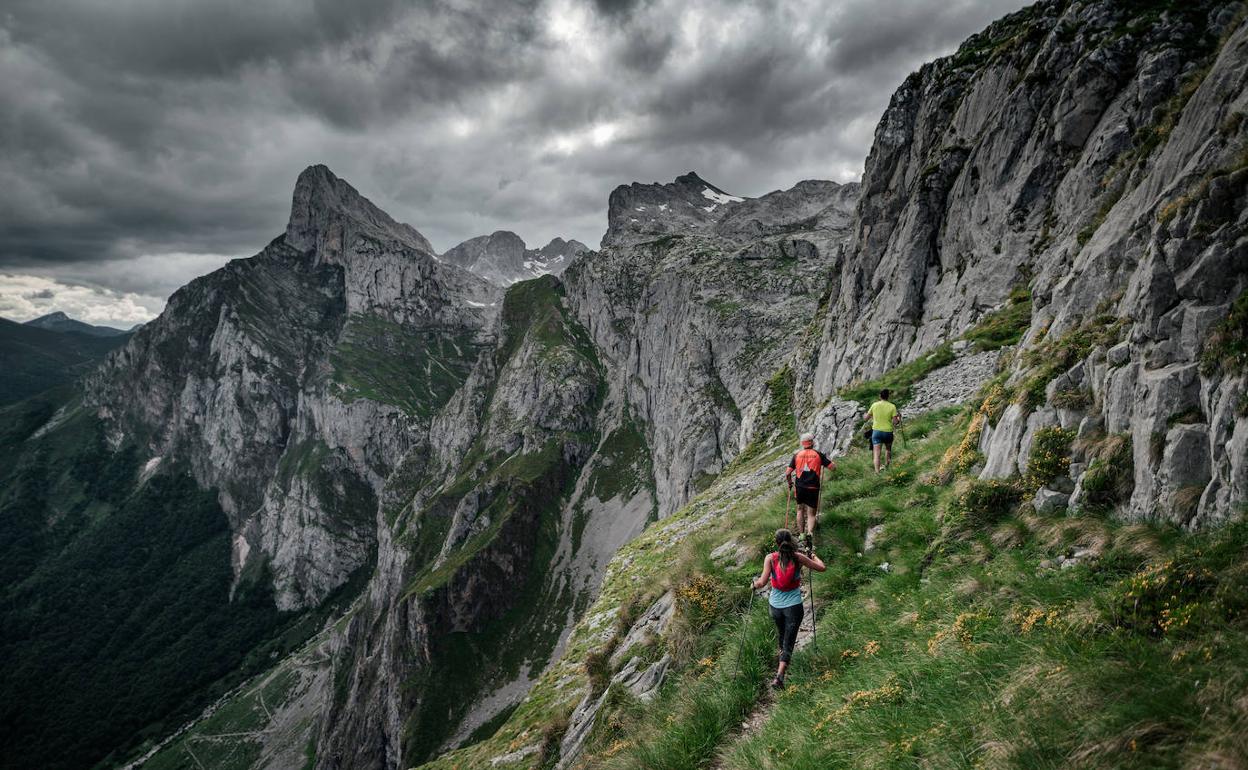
xmin=785 ymin=432 xmax=835 ymax=554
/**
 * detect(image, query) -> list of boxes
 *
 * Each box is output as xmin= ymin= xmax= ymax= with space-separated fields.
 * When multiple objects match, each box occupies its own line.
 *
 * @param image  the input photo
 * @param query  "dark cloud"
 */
xmin=0 ymin=0 xmax=1029 ymax=321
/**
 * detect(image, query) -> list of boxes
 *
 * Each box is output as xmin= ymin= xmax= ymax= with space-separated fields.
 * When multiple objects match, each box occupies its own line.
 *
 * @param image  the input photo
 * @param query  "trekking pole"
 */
xmin=736 ymin=586 xmax=756 ymax=675
xmin=809 ymin=485 xmax=820 ymax=651
xmin=785 ymin=483 xmax=792 ymax=531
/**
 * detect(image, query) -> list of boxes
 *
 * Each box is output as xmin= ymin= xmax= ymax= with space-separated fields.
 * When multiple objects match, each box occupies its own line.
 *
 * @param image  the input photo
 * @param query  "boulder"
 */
xmin=1033 ymin=488 xmax=1071 ymax=514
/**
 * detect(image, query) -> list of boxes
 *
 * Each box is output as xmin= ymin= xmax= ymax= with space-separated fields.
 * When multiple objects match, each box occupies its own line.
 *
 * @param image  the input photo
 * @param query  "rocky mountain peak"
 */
xmin=440 ymin=230 xmax=587 ymax=286
xmin=602 ymin=171 xmax=862 ymax=249
xmin=285 ymin=164 xmax=435 ymax=260
xmin=601 ymin=171 xmax=749 ymax=249
xmin=538 ymin=236 xmax=588 ymax=259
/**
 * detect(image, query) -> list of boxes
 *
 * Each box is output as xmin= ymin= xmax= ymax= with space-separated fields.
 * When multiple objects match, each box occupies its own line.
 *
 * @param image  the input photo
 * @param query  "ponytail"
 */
xmin=775 ymin=529 xmax=796 ymax=570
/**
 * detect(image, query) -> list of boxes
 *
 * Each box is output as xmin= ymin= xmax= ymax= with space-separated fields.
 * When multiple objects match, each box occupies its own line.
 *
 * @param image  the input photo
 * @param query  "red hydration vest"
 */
xmin=770 ymin=553 xmax=801 ymax=591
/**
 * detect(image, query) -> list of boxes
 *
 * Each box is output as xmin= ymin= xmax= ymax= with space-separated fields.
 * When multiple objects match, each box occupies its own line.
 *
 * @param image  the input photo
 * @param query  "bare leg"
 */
xmin=777 ymin=660 xmax=789 ymax=679
xmin=885 ymin=444 xmax=892 ymax=469
xmin=873 ymin=443 xmax=881 ymax=473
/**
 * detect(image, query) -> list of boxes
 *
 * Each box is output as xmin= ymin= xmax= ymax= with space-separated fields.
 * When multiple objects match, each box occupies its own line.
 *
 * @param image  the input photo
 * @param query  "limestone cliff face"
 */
xmin=87 ymin=166 xmax=501 ymax=610
xmin=807 ymin=0 xmax=1248 ymax=526
xmin=565 ymin=174 xmax=858 ymax=516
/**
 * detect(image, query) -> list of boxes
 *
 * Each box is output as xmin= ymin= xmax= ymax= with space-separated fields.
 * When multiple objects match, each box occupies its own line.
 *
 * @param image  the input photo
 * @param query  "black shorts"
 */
xmin=795 ymin=485 xmax=819 ymax=507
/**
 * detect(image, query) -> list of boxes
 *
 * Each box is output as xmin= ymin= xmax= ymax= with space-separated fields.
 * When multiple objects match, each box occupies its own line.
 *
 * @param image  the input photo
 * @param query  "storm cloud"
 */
xmin=0 ymin=0 xmax=1027 ymax=325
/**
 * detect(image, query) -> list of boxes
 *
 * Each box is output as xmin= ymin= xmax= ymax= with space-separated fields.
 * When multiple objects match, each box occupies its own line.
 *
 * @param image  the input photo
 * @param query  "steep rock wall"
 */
xmin=808 ymin=0 xmax=1248 ymax=525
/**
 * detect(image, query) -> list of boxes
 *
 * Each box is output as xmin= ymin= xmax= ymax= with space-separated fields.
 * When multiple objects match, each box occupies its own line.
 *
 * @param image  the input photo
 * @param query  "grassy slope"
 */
xmin=420 ymin=378 xmax=1247 ymax=770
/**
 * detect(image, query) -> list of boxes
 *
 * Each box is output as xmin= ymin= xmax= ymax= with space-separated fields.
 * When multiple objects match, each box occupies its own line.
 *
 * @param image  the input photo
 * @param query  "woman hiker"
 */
xmin=751 ymin=529 xmax=826 ymax=690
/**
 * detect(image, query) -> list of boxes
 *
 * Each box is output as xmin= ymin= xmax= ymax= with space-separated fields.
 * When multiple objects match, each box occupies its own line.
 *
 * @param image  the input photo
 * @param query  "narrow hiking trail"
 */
xmin=710 ymin=349 xmax=1000 ymax=770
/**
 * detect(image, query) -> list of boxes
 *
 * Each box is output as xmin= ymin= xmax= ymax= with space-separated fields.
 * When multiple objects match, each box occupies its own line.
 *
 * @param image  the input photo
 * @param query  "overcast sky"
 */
xmin=0 ymin=0 xmax=1027 ymax=327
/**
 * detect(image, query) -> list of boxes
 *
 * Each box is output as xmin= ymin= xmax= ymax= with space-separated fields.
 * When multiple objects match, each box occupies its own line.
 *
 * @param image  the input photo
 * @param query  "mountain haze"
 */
xmin=0 ymin=317 xmax=129 ymax=406
xmin=25 ymin=311 xmax=130 ymax=337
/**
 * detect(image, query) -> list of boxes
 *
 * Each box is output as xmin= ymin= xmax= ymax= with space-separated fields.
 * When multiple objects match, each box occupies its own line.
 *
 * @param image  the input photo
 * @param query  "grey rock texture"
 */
xmin=808 ymin=0 xmax=1248 ymax=526
xmin=441 ymin=230 xmax=589 ymax=286
xmin=905 ymin=349 xmax=1004 ymax=414
xmin=287 ymin=164 xmax=435 ymax=259
xmin=1033 ymin=487 xmax=1071 ymax=514
xmin=566 ymin=173 xmax=858 ymax=516
xmin=87 ymin=165 xmax=501 ymax=610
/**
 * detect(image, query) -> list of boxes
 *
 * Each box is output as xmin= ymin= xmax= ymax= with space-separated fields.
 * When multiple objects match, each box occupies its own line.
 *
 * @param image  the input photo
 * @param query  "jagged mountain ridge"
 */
xmin=86 ymin=165 xmax=502 ymax=612
xmin=439 ymin=230 xmax=589 ymax=286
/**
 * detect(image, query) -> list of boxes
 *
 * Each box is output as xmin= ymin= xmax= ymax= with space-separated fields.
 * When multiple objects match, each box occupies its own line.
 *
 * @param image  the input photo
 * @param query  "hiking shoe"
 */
xmin=771 ymin=676 xmax=785 ymax=690
xmin=803 ymin=534 xmax=813 ymax=555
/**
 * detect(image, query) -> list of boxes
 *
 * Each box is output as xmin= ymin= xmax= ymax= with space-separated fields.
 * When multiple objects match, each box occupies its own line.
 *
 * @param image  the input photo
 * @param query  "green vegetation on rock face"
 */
xmin=839 ymin=346 xmax=955 ymax=408
xmin=588 ymin=414 xmax=653 ymax=503
xmin=330 ymin=313 xmax=483 ymax=417
xmin=730 ymin=365 xmax=795 ymax=471
xmin=1014 ymin=316 xmax=1125 ymax=409
xmin=959 ymin=284 xmax=1032 ymax=352
xmin=1200 ymin=289 xmax=1248 ymax=377
xmin=0 ymin=390 xmax=342 ymax=770
xmin=387 ymin=273 xmax=608 ymax=767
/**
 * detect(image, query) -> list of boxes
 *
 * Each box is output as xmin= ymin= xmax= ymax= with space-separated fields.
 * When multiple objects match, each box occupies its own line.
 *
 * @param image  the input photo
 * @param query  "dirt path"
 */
xmin=711 ymin=581 xmax=820 ymax=769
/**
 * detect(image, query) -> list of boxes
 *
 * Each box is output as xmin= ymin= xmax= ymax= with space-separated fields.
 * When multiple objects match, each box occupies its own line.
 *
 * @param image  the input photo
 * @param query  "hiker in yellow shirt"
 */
xmin=864 ymin=388 xmax=900 ymax=474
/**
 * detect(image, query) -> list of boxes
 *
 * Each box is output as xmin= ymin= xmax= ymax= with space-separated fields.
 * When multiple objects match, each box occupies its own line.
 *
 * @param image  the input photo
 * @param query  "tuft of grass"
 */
xmin=1199 ymin=290 xmax=1248 ymax=377
xmin=948 ymin=478 xmax=1024 ymax=530
xmin=960 ymin=284 xmax=1032 ymax=351
xmin=1079 ymin=433 xmax=1134 ymax=514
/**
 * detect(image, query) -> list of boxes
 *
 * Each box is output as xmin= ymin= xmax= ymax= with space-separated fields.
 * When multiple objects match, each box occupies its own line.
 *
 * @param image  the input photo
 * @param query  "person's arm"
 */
xmin=795 ymin=551 xmax=826 ymax=572
xmin=821 ymin=451 xmax=836 ymax=474
xmin=752 ymin=553 xmax=774 ymax=589
xmin=785 ymin=457 xmax=795 ymax=487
